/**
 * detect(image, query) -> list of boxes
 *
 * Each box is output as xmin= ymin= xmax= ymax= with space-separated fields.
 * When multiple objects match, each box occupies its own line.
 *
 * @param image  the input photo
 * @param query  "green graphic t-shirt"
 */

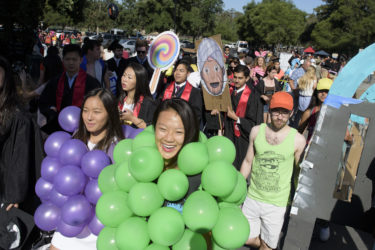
xmin=248 ymin=123 xmax=297 ymax=207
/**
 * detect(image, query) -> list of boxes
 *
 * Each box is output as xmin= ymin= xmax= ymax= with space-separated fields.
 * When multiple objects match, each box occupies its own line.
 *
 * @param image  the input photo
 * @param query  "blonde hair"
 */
xmin=253 ymin=57 xmax=266 ymax=71
xmin=298 ymin=66 xmax=316 ymax=91
xmin=321 ymin=68 xmax=328 ymax=79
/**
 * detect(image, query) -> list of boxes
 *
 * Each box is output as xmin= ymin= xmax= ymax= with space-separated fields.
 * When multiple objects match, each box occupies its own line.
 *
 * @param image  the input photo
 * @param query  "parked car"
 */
xmin=225 ymin=43 xmax=236 ymax=49
xmin=119 ymin=39 xmax=136 ymax=54
xmin=180 ymin=40 xmax=194 ymax=49
xmin=236 ymin=41 xmax=249 ymax=54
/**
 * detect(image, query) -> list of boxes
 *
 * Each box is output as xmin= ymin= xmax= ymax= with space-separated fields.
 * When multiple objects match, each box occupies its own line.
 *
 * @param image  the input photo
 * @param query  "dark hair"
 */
xmin=265 ymin=64 xmax=278 ymax=77
xmin=135 ymin=39 xmax=148 ymax=49
xmin=74 ymin=88 xmax=124 ymax=152
xmin=227 ymin=57 xmax=240 ymax=75
xmin=153 ymin=98 xmax=199 ymax=147
xmin=82 ymin=39 xmax=101 ymax=55
xmin=63 ymin=44 xmax=82 ymax=58
xmin=0 ymin=56 xmax=18 ymax=134
xmin=224 ymin=46 xmax=229 ymax=50
xmin=109 ymin=40 xmax=123 ymax=51
xmin=119 ymin=62 xmax=152 ymax=107
xmin=233 ymin=64 xmax=250 ymax=77
xmin=174 ymin=59 xmax=193 ymax=73
xmin=47 ymin=46 xmax=59 ymax=56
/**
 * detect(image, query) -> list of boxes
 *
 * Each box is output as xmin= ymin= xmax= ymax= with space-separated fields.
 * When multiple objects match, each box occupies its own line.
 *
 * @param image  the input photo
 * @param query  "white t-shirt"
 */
xmin=51 ymin=141 xmax=97 ymax=250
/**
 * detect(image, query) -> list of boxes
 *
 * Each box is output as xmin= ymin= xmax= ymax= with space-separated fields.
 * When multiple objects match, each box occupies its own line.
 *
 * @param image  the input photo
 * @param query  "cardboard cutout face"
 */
xmin=201 ymin=57 xmax=224 ymax=95
xmin=198 ymin=38 xmax=226 ymax=96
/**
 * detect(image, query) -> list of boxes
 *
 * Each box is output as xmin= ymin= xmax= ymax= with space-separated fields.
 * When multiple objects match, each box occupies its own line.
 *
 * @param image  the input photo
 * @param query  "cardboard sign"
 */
xmin=196 ymin=34 xmax=231 ymax=111
xmin=202 ymin=84 xmax=231 ymax=112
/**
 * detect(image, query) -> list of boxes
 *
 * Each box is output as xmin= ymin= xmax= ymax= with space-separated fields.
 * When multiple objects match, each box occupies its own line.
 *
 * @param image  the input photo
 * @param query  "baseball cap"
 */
xmin=270 ymin=92 xmax=293 ymax=111
xmin=317 ymin=78 xmax=333 ymax=90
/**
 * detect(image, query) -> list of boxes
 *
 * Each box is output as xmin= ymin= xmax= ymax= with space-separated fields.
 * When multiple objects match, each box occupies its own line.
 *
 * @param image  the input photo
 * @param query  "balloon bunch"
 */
xmin=96 ymin=126 xmax=250 ymax=250
xmin=34 ymin=106 xmax=111 ymax=237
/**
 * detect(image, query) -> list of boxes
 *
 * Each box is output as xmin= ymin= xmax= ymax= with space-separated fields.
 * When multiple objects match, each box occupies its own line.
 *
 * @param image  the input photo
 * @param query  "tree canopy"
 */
xmin=311 ymin=0 xmax=375 ymax=55
xmin=236 ymin=0 xmax=306 ymax=47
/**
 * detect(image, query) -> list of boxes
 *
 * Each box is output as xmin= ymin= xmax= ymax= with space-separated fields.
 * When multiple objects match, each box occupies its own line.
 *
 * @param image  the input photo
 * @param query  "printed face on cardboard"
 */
xmin=201 ymin=57 xmax=224 ymax=95
xmin=198 ymin=38 xmax=226 ymax=96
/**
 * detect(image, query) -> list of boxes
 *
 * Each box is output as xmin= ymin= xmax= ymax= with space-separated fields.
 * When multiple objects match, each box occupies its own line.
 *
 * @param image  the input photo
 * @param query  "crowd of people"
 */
xmin=0 ymin=32 xmax=372 ymax=250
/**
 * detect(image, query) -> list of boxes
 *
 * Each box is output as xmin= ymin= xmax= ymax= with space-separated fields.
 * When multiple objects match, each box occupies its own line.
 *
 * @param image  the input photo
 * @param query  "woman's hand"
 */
xmin=261 ymin=95 xmax=270 ymax=102
xmin=120 ymin=109 xmax=135 ymax=123
xmin=211 ymin=109 xmax=220 ymax=116
xmin=6 ymin=203 xmax=19 ymax=211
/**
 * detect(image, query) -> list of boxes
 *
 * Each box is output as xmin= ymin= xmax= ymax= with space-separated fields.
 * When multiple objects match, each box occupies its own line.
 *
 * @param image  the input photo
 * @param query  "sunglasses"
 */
xmin=137 ymin=50 xmax=146 ymax=54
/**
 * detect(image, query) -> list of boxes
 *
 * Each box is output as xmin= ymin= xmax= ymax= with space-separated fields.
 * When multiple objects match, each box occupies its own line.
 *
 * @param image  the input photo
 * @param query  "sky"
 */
xmin=223 ymin=0 xmax=325 ymax=14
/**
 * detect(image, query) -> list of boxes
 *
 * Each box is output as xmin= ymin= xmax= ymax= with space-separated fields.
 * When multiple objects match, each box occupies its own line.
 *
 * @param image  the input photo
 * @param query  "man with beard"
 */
xmin=240 ymin=91 xmax=305 ymax=250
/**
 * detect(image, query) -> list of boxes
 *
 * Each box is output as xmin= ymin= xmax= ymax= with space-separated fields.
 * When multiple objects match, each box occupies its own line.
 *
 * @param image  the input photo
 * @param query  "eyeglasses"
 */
xmin=137 ymin=50 xmax=146 ymax=54
xmin=270 ymin=109 xmax=291 ymax=116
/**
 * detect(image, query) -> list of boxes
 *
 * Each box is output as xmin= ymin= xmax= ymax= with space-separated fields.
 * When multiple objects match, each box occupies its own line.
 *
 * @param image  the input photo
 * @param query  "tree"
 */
xmin=236 ymin=0 xmax=306 ymax=48
xmin=311 ymin=0 xmax=375 ymax=55
xmin=213 ymin=9 xmax=241 ymax=42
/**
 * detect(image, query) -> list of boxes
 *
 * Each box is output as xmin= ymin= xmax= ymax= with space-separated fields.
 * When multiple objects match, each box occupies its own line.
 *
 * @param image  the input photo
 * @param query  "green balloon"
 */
xmin=212 ymin=207 xmax=250 ymax=249
xmin=144 ymin=125 xmax=155 ymax=133
xmin=114 ymin=161 xmax=137 ymax=192
xmin=132 ymin=131 xmax=156 ymax=151
xmin=128 ymin=182 xmax=164 ymax=216
xmin=144 ymin=243 xmax=169 ymax=250
xmin=182 ymin=191 xmax=219 ymax=233
xmin=199 ymin=131 xmax=207 ymax=143
xmin=172 ymin=229 xmax=207 ymax=250
xmin=219 ymin=172 xmax=247 ymax=204
xmin=212 ymin=238 xmax=233 ymax=250
xmin=96 ymin=191 xmax=133 ymax=227
xmin=115 ymin=217 xmax=150 ymax=249
xmin=205 ymin=136 xmax=236 ymax=163
xmin=218 ymin=202 xmax=240 ymax=210
xmin=98 ymin=164 xmax=120 ymax=193
xmin=129 ymin=147 xmax=163 ymax=182
xmin=148 ymin=207 xmax=185 ymax=246
xmin=97 ymin=227 xmax=118 ymax=250
xmin=157 ymin=169 xmax=189 ymax=201
xmin=177 ymin=142 xmax=209 ymax=175
xmin=201 ymin=161 xmax=237 ymax=197
xmin=113 ymin=139 xmax=133 ymax=164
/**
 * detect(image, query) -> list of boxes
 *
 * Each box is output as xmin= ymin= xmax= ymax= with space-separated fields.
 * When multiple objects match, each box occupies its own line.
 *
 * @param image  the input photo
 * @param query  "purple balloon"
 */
xmin=122 ymin=125 xmax=143 ymax=139
xmin=44 ymin=131 xmax=71 ymax=157
xmin=49 ymin=188 xmax=69 ymax=207
xmin=34 ymin=203 xmax=61 ymax=231
xmin=35 ymin=178 xmax=53 ymax=200
xmin=61 ymin=195 xmax=93 ymax=226
xmin=54 ymin=165 xmax=86 ymax=196
xmin=81 ymin=150 xmax=111 ymax=178
xmin=57 ymin=219 xmax=85 ymax=237
xmin=41 ymin=157 xmax=62 ymax=182
xmin=58 ymin=106 xmax=81 ymax=132
xmin=88 ymin=214 xmax=104 ymax=236
xmin=84 ymin=179 xmax=102 ymax=204
xmin=76 ymin=226 xmax=91 ymax=238
xmin=59 ymin=139 xmax=88 ymax=166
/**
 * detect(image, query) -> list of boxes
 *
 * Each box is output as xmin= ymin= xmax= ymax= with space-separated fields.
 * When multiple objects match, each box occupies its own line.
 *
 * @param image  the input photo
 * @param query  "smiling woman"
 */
xmin=153 ymin=98 xmax=200 ymax=168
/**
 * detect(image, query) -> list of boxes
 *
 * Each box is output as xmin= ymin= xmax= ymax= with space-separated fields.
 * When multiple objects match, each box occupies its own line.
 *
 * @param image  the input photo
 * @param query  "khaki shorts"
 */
xmin=241 ymin=196 xmax=287 ymax=249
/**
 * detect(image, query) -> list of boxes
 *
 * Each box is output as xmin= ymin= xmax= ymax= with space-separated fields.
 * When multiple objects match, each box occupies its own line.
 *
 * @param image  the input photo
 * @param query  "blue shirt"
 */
xmin=66 ymin=73 xmax=78 ymax=88
xmin=290 ymin=67 xmax=306 ymax=87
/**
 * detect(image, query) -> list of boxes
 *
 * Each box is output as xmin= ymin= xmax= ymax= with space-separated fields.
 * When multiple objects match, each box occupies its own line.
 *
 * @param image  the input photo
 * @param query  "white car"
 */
xmin=225 ymin=43 xmax=236 ymax=49
xmin=119 ymin=39 xmax=136 ymax=54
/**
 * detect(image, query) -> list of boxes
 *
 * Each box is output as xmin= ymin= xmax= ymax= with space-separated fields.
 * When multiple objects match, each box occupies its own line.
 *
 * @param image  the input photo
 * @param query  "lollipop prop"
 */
xmin=148 ymin=31 xmax=180 ymax=94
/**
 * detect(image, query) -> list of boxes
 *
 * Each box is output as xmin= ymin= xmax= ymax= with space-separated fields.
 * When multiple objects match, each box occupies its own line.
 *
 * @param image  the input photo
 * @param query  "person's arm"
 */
xmin=289 ymin=79 xmax=296 ymax=90
xmin=38 ymin=79 xmax=58 ymax=120
xmin=104 ymin=68 xmax=111 ymax=90
xmin=240 ymin=126 xmax=259 ymax=179
xmin=298 ymin=108 xmax=311 ymax=134
xmin=293 ymin=132 xmax=307 ymax=186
